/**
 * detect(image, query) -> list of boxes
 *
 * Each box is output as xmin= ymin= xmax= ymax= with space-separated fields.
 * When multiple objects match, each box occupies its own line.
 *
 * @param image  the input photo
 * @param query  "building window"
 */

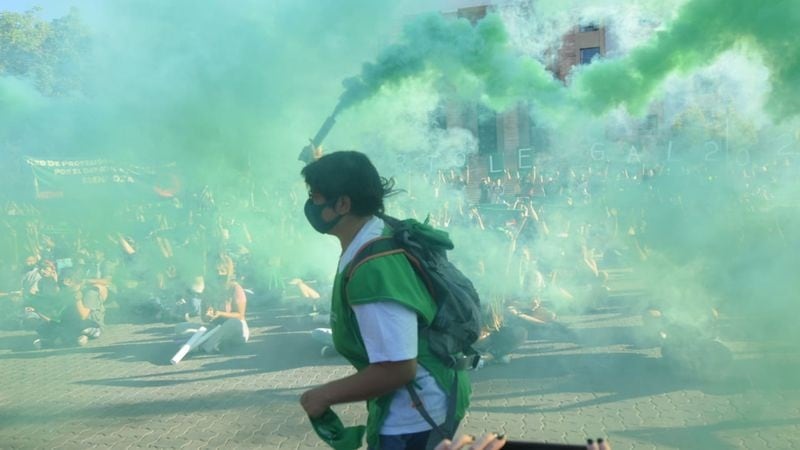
xmin=477 ymin=104 xmax=498 ymax=154
xmin=580 ymin=47 xmax=601 ymax=65
xmin=457 ymin=6 xmax=488 ymax=24
xmin=579 ymin=23 xmax=599 ymax=32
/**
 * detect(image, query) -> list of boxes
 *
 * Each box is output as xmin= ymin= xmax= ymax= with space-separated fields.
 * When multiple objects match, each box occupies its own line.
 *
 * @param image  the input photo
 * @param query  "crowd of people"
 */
xmin=0 ymin=153 xmax=721 ymax=356
xmin=5 ymin=149 xmax=781 ymax=351
xmin=3 ymin=148 xmax=786 ymax=448
xmin=0 ymin=187 xmax=275 ymax=351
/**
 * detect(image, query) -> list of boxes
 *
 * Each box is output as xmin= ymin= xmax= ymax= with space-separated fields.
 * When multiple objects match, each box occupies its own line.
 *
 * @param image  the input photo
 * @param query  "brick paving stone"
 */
xmin=2 ymin=306 xmax=799 ymax=449
xmin=108 ymin=442 xmax=134 ymax=450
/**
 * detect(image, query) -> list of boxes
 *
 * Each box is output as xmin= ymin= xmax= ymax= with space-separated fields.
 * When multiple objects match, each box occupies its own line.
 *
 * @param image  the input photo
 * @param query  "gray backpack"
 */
xmin=344 ymin=214 xmax=482 ymax=370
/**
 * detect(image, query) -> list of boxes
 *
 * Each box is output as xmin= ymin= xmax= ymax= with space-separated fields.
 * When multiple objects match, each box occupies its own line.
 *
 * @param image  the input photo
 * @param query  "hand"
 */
xmin=25 ymin=307 xmax=35 ymax=313
xmin=587 ymin=438 xmax=611 ymax=450
xmin=435 ymin=433 xmax=506 ymax=450
xmin=300 ymin=387 xmax=330 ymax=418
xmin=205 ymin=307 xmax=216 ymax=320
xmin=308 ymin=140 xmax=324 ymax=160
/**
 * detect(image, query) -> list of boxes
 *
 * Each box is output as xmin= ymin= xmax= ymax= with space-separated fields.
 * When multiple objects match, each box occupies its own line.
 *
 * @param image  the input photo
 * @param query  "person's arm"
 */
xmin=289 ymin=278 xmax=321 ymax=299
xmin=300 ymin=358 xmax=416 ymax=417
xmin=76 ymin=296 xmax=92 ymax=320
xmin=76 ymin=288 xmax=103 ymax=321
xmin=24 ymin=306 xmax=52 ymax=322
xmin=301 ymin=301 xmax=419 ymax=417
xmin=506 ymin=306 xmax=542 ymax=325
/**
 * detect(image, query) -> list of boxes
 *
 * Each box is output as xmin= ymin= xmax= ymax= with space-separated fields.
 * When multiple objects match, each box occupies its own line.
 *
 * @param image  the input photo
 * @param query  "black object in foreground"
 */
xmin=298 ymin=113 xmax=338 ymax=163
xmin=503 ymin=441 xmax=587 ymax=450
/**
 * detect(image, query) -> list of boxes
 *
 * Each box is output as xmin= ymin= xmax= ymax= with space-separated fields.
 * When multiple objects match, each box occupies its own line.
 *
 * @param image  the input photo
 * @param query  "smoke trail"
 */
xmin=336 ymin=0 xmax=800 ymax=123
xmin=330 ymin=76 xmax=476 ymax=179
xmin=336 ymin=12 xmax=563 ymax=114
xmin=572 ymin=0 xmax=800 ymax=118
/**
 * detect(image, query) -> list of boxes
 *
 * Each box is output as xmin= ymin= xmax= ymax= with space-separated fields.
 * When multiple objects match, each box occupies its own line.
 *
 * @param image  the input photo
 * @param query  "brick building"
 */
xmin=441 ymin=4 xmax=607 ymax=202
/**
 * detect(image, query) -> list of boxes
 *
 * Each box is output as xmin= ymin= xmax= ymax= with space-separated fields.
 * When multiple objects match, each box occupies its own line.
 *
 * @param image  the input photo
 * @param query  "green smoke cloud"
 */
xmin=337 ymin=12 xmax=563 ymax=113
xmin=572 ymin=0 xmax=800 ymax=118
xmin=0 ymin=0 xmax=440 ymax=284
xmin=0 ymin=77 xmax=44 ymax=139
xmin=1 ymin=2 xmax=798 ymax=447
xmin=337 ymin=0 xmax=800 ymax=123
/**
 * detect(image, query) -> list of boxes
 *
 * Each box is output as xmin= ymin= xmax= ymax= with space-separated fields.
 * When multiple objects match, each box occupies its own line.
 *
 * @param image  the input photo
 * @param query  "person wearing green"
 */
xmin=299 ymin=151 xmax=470 ymax=450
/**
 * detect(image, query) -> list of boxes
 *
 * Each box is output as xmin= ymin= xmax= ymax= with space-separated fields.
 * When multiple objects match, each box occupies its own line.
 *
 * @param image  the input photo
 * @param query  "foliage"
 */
xmin=0 ymin=7 xmax=90 ymax=96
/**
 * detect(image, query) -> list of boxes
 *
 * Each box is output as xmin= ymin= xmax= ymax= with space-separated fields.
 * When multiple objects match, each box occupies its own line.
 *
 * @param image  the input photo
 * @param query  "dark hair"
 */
xmin=37 ymin=260 xmax=56 ymax=271
xmin=214 ymin=253 xmax=235 ymax=282
xmin=301 ymin=151 xmax=396 ymax=216
xmin=58 ymin=266 xmax=84 ymax=286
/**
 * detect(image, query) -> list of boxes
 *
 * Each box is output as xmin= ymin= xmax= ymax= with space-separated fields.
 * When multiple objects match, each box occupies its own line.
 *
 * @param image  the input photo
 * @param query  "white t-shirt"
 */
xmin=339 ymin=216 xmax=447 ymax=435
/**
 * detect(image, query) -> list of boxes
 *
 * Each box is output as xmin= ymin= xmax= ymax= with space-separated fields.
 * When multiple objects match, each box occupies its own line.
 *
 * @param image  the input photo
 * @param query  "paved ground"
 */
xmin=1 ymin=298 xmax=799 ymax=450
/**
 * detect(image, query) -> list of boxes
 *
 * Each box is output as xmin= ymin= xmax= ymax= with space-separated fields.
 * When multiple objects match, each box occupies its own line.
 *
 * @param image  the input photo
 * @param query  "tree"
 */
xmin=0 ymin=7 xmax=90 ymax=96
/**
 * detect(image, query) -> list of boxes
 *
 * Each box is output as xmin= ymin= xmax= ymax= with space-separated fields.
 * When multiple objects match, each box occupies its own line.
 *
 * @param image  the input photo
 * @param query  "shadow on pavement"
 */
xmin=617 ymin=417 xmax=800 ymax=449
xmin=470 ymin=350 xmax=756 ymax=415
xmin=71 ymin=326 xmax=349 ymax=388
xmin=0 ymin=388 xmax=303 ymax=428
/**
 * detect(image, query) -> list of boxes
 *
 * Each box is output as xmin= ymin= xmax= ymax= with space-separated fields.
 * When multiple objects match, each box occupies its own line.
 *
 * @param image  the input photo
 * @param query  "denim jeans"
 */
xmin=367 ymin=413 xmax=460 ymax=449
xmin=369 ymin=429 xmax=432 ymax=450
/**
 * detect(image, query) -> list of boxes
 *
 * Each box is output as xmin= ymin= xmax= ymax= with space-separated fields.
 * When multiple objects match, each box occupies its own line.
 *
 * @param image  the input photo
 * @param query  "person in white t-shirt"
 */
xmin=299 ymin=151 xmax=470 ymax=450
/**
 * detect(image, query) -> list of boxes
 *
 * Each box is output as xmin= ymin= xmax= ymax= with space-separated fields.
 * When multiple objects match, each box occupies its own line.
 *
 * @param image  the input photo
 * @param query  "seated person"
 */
xmin=311 ymin=327 xmax=338 ymax=357
xmin=178 ymin=275 xmax=206 ymax=319
xmin=506 ymin=297 xmax=557 ymax=326
xmin=21 ymin=259 xmax=43 ymax=299
xmin=129 ymin=265 xmax=202 ymax=323
xmin=287 ymin=277 xmax=333 ymax=325
xmin=473 ymin=303 xmax=528 ymax=365
xmin=20 ymin=260 xmax=60 ymax=329
xmin=175 ymin=254 xmax=249 ymax=353
xmin=506 ymin=297 xmax=572 ymax=342
xmin=33 ymin=267 xmax=106 ymax=348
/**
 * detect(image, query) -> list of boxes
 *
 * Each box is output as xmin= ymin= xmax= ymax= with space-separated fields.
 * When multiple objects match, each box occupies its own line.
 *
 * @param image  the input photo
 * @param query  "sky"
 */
xmin=2 ymin=0 xmax=90 ymax=16
xmin=2 ymin=0 xmax=493 ymax=16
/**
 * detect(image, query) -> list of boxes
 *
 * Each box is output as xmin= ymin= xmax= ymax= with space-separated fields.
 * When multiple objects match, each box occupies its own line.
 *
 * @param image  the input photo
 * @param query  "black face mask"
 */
xmin=304 ymin=197 xmax=342 ymax=234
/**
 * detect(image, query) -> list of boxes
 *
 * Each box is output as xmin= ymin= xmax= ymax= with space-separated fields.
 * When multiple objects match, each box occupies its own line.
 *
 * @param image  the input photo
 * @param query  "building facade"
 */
xmin=442 ymin=4 xmax=607 ymax=203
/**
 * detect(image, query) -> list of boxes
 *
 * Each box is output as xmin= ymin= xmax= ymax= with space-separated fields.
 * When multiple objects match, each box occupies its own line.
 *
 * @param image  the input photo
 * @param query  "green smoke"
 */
xmin=330 ymin=1 xmax=800 ymax=412
xmin=337 ymin=0 xmax=800 ymax=122
xmin=337 ymin=12 xmax=563 ymax=113
xmin=572 ymin=0 xmax=800 ymax=117
xmin=0 ymin=77 xmax=44 ymax=137
xmin=0 ymin=0 xmax=436 ymax=285
xmin=1 ymin=1 xmax=421 ymax=182
xmin=0 ymin=1 xmax=798 ymax=448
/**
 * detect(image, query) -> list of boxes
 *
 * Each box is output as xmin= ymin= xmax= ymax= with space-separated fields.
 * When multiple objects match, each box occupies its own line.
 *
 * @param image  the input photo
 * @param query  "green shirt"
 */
xmin=330 ymin=241 xmax=470 ymax=449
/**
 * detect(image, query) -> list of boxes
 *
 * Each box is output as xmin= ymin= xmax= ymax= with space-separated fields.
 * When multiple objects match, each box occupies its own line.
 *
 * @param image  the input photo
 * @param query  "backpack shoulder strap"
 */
xmin=345 ymin=235 xmax=437 ymax=297
xmin=342 ymin=217 xmax=436 ymax=297
xmin=344 ymin=236 xmax=402 ymax=284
